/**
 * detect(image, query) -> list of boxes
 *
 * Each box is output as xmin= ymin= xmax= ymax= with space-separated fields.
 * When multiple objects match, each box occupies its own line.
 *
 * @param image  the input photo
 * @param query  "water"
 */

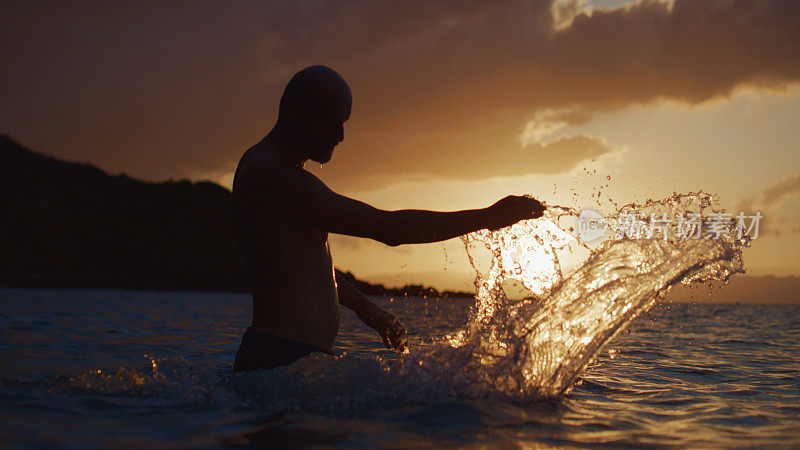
xmin=1 ymin=193 xmax=799 ymax=447
xmin=1 ymin=290 xmax=799 ymax=447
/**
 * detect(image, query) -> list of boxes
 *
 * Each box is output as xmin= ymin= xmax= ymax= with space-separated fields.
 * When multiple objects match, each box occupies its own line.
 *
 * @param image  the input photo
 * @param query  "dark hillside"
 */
xmin=0 ymin=134 xmax=248 ymax=291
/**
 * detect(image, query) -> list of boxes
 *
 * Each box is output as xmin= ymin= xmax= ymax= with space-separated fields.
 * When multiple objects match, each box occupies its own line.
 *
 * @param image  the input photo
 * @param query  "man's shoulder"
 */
xmin=234 ymin=142 xmax=328 ymax=189
xmin=235 ymin=161 xmax=331 ymax=201
xmin=235 ymin=151 xmax=285 ymax=188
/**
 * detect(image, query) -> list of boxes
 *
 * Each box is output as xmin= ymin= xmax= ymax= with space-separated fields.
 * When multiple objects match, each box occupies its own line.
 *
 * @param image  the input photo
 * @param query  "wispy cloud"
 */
xmin=738 ymin=171 xmax=800 ymax=236
xmin=761 ymin=172 xmax=800 ymax=206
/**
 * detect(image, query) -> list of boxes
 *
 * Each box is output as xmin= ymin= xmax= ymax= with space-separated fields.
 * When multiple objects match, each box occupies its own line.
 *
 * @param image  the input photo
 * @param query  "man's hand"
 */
xmin=375 ymin=312 xmax=408 ymax=353
xmin=336 ymin=270 xmax=409 ymax=353
xmin=487 ymin=195 xmax=546 ymax=230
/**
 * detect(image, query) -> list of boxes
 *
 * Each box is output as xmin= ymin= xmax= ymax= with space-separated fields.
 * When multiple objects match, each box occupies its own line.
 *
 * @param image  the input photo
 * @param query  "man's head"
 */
xmin=277 ymin=65 xmax=352 ymax=164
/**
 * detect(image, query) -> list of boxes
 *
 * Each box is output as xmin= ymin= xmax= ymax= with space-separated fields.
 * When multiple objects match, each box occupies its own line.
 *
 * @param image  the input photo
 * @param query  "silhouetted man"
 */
xmin=232 ymin=65 xmax=545 ymax=371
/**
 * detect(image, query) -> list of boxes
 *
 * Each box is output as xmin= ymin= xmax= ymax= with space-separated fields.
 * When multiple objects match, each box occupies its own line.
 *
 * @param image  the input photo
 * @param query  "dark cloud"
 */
xmin=2 ymin=0 xmax=798 ymax=189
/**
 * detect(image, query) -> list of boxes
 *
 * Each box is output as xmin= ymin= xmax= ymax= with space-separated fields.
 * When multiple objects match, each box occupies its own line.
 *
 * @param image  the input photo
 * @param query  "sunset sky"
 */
xmin=3 ymin=0 xmax=799 ymax=290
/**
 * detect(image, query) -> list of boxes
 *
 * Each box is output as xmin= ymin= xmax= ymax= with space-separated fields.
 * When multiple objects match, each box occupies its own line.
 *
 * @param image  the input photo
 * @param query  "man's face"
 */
xmin=304 ymin=105 xmax=350 ymax=164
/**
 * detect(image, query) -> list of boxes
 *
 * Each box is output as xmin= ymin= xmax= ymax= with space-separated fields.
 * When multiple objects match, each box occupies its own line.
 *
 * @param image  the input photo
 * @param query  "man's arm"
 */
xmin=277 ymin=171 xmax=545 ymax=246
xmin=335 ymin=269 xmax=408 ymax=352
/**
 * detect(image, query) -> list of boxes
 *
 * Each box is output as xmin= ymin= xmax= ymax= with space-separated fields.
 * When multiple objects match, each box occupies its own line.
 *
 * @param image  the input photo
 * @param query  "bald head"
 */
xmin=278 ymin=65 xmax=352 ymax=126
xmin=274 ymin=66 xmax=352 ymax=164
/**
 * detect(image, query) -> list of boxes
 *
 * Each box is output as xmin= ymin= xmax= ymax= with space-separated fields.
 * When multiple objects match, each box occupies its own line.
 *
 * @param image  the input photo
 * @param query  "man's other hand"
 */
xmin=487 ymin=195 xmax=546 ymax=230
xmin=378 ymin=314 xmax=408 ymax=353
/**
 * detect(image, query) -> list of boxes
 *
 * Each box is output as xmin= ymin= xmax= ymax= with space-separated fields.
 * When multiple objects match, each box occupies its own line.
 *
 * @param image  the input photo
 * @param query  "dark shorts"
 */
xmin=233 ymin=327 xmax=322 ymax=372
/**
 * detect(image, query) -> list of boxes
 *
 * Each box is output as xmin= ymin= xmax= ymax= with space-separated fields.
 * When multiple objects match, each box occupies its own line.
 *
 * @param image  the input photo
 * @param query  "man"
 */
xmin=232 ymin=65 xmax=545 ymax=372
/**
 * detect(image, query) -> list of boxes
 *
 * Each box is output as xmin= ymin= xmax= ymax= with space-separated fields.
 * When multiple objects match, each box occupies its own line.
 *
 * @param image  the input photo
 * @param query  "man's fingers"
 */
xmin=388 ymin=323 xmax=408 ymax=352
xmin=380 ymin=332 xmax=391 ymax=349
xmin=396 ymin=336 xmax=408 ymax=351
xmin=392 ymin=336 xmax=408 ymax=353
xmin=392 ymin=328 xmax=406 ymax=344
xmin=526 ymin=199 xmax=546 ymax=217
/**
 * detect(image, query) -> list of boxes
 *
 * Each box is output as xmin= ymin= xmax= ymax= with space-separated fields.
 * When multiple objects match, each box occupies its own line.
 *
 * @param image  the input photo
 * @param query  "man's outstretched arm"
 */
xmin=335 ymin=269 xmax=408 ymax=352
xmin=372 ymin=195 xmax=544 ymax=246
xmin=279 ymin=171 xmax=546 ymax=247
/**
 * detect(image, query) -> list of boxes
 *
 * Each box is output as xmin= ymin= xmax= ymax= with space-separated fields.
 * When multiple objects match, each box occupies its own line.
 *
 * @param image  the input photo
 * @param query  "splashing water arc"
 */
xmin=412 ymin=192 xmax=747 ymax=400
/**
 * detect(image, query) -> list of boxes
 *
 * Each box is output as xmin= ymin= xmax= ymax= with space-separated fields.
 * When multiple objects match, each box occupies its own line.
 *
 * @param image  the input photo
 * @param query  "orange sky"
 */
xmin=2 ymin=0 xmax=799 ymax=290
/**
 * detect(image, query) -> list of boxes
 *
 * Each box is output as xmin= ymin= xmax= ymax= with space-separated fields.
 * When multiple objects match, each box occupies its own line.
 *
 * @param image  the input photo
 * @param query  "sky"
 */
xmin=2 ymin=0 xmax=799 ymax=290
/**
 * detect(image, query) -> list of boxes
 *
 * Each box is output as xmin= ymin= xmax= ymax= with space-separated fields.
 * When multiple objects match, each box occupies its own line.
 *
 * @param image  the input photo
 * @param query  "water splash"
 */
xmin=62 ymin=355 xmax=239 ymax=407
xmin=407 ymin=192 xmax=747 ymax=400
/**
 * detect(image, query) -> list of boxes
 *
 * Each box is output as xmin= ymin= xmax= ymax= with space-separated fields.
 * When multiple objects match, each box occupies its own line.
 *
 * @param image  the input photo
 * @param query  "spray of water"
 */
xmin=405 ymin=192 xmax=747 ymax=400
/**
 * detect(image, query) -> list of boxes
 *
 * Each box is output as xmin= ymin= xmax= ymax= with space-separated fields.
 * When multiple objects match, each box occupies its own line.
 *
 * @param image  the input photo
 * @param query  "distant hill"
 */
xmin=0 ymin=134 xmax=248 ymax=291
xmin=0 ymin=135 xmax=472 ymax=297
xmin=336 ymin=270 xmax=472 ymax=299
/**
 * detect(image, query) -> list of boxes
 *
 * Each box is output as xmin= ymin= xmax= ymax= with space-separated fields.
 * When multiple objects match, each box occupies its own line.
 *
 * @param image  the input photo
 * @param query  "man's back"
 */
xmin=232 ymin=140 xmax=340 ymax=352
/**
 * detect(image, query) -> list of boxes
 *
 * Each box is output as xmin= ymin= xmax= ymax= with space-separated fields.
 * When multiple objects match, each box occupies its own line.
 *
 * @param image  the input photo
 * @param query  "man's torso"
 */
xmin=231 ymin=142 xmax=340 ymax=352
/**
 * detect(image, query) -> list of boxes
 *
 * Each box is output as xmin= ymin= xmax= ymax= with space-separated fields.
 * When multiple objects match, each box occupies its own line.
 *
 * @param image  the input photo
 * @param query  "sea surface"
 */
xmin=1 ymin=287 xmax=798 ymax=448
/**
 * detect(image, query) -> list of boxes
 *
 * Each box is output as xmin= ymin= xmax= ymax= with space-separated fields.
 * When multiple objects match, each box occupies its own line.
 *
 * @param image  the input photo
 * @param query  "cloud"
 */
xmin=740 ymin=171 xmax=800 ymax=211
xmin=738 ymin=171 xmax=800 ymax=236
xmin=1 ymin=0 xmax=798 ymax=189
xmin=551 ymin=0 xmax=594 ymax=31
xmin=761 ymin=172 xmax=800 ymax=206
xmin=525 ymin=133 xmax=617 ymax=172
xmin=520 ymin=106 xmax=594 ymax=145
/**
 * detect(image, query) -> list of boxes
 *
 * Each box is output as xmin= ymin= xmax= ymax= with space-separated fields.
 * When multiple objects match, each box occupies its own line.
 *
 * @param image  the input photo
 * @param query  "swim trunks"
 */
xmin=233 ymin=327 xmax=322 ymax=372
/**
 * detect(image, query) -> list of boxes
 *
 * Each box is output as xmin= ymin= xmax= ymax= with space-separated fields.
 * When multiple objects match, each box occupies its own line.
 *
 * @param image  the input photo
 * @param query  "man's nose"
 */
xmin=337 ymin=123 xmax=344 ymax=143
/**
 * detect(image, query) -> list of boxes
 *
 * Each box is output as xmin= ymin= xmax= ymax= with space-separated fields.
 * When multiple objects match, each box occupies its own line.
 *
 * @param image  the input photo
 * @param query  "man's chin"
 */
xmin=309 ymin=149 xmax=334 ymax=164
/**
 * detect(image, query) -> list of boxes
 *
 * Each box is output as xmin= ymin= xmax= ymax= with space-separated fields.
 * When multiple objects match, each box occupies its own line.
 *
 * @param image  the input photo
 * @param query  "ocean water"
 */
xmin=1 ymin=290 xmax=799 ymax=448
xmin=2 ymin=193 xmax=799 ymax=448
